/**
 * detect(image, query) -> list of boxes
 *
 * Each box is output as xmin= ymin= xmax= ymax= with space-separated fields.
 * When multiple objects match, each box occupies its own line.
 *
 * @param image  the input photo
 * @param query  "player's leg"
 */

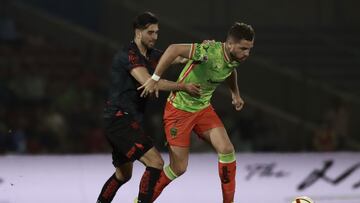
xmin=201 ymin=127 xmax=235 ymax=154
xmin=168 ymin=145 xmax=190 ymax=176
xmin=195 ymin=106 xmax=236 ymax=203
xmin=202 ymin=127 xmax=236 ymax=203
xmin=120 ymin=124 xmax=164 ymax=203
xmin=97 ymin=162 xmax=133 ymax=203
xmin=138 ymin=147 xmax=164 ymax=169
xmin=151 ymin=102 xmax=194 ymax=202
xmin=97 ymin=115 xmax=136 ymax=203
xmin=135 ymin=147 xmax=164 ymax=202
xmin=151 ymin=145 xmax=190 ymax=202
xmin=99 ymin=114 xmax=162 ymax=203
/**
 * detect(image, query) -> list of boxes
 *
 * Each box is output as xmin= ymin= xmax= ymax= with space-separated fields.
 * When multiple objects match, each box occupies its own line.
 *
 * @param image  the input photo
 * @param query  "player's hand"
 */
xmin=183 ymin=83 xmax=201 ymax=97
xmin=138 ymin=78 xmax=159 ymax=98
xmin=232 ymin=94 xmax=244 ymax=111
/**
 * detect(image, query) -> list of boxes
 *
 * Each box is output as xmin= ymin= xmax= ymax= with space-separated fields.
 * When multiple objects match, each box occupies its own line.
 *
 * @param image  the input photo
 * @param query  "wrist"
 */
xmin=177 ymin=83 xmax=185 ymax=90
xmin=151 ymin=73 xmax=160 ymax=81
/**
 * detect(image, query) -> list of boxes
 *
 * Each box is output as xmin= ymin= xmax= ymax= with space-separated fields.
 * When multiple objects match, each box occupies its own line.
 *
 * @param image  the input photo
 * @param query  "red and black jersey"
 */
xmin=104 ymin=41 xmax=162 ymax=122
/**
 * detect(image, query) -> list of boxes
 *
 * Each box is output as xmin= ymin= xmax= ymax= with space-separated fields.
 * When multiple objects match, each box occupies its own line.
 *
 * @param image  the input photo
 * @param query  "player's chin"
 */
xmin=236 ymin=57 xmax=247 ymax=62
xmin=147 ymin=42 xmax=156 ymax=48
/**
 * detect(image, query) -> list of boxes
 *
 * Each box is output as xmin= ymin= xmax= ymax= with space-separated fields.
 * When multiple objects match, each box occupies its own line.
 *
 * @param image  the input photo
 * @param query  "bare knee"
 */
xmin=171 ymin=161 xmax=187 ymax=176
xmin=115 ymin=168 xmax=132 ymax=182
xmin=217 ymin=143 xmax=235 ymax=155
xmin=146 ymin=157 xmax=164 ymax=169
xmin=140 ymin=149 xmax=164 ymax=169
xmin=168 ymin=146 xmax=189 ymax=176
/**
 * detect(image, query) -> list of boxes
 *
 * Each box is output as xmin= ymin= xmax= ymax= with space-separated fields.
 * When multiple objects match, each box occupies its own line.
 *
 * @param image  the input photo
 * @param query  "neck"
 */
xmin=134 ymin=38 xmax=147 ymax=56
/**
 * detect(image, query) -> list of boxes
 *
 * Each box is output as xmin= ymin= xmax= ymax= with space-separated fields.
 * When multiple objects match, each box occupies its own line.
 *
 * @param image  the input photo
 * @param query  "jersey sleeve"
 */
xmin=189 ymin=43 xmax=209 ymax=62
xmin=126 ymin=50 xmax=146 ymax=71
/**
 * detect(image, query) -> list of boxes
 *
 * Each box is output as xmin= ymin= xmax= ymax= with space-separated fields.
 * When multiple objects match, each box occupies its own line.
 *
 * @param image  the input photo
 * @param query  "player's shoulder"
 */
xmin=210 ymin=41 xmax=223 ymax=49
xmin=195 ymin=41 xmax=222 ymax=50
xmin=111 ymin=43 xmax=138 ymax=67
xmin=149 ymin=48 xmax=163 ymax=59
xmin=151 ymin=47 xmax=163 ymax=55
xmin=118 ymin=41 xmax=139 ymax=57
xmin=114 ymin=43 xmax=133 ymax=58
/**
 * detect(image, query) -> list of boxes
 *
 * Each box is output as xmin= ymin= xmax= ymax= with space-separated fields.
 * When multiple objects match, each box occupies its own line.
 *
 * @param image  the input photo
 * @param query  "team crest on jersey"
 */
xmin=170 ymin=127 xmax=178 ymax=138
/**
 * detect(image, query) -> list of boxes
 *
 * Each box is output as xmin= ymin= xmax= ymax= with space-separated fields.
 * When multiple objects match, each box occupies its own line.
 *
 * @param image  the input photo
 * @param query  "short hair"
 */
xmin=227 ymin=22 xmax=255 ymax=41
xmin=133 ymin=12 xmax=158 ymax=30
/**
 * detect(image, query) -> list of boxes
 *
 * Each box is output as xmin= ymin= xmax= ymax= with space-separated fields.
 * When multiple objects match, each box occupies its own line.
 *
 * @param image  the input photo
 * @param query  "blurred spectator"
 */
xmin=0 ymin=107 xmax=8 ymax=153
xmin=85 ymin=124 xmax=107 ymax=153
xmin=324 ymin=97 xmax=349 ymax=149
xmin=313 ymin=97 xmax=349 ymax=151
xmin=8 ymin=115 xmax=28 ymax=153
xmin=40 ymin=105 xmax=69 ymax=152
xmin=8 ymin=71 xmax=46 ymax=103
xmin=313 ymin=120 xmax=337 ymax=151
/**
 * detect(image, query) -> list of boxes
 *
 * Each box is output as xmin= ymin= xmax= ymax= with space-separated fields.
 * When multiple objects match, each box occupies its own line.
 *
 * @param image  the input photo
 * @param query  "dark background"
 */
xmin=1 ymin=0 xmax=360 ymax=154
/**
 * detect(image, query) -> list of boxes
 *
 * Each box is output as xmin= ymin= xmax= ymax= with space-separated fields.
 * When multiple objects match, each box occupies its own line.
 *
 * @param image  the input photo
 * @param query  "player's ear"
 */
xmin=228 ymin=41 xmax=234 ymax=52
xmin=135 ymin=29 xmax=142 ymax=39
xmin=226 ymin=37 xmax=235 ymax=51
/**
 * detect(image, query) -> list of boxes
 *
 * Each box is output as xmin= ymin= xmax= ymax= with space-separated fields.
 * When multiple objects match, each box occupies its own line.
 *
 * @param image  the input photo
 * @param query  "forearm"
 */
xmin=171 ymin=56 xmax=188 ymax=65
xmin=131 ymin=67 xmax=183 ymax=91
xmin=157 ymin=79 xmax=184 ymax=91
xmin=138 ymin=44 xmax=193 ymax=98
xmin=154 ymin=44 xmax=191 ymax=77
xmin=226 ymin=70 xmax=240 ymax=95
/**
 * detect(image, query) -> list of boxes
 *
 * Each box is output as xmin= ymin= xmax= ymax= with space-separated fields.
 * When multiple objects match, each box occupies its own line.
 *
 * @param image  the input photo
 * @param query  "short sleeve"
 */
xmin=189 ymin=43 xmax=209 ymax=62
xmin=126 ymin=50 xmax=146 ymax=71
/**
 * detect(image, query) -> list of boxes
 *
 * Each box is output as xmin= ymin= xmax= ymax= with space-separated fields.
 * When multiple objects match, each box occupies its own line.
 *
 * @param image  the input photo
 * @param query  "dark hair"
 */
xmin=133 ymin=12 xmax=158 ymax=30
xmin=227 ymin=22 xmax=255 ymax=41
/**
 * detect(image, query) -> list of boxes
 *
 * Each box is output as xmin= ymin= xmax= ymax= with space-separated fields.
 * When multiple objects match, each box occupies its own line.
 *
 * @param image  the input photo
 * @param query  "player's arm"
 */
xmin=170 ymin=40 xmax=213 ymax=65
xmin=130 ymin=66 xmax=200 ymax=97
xmin=225 ymin=69 xmax=244 ymax=111
xmin=171 ymin=56 xmax=188 ymax=64
xmin=138 ymin=44 xmax=193 ymax=97
xmin=153 ymin=44 xmax=192 ymax=76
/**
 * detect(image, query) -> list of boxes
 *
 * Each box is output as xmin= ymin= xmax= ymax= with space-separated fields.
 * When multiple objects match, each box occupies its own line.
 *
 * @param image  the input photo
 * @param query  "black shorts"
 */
xmin=104 ymin=113 xmax=153 ymax=167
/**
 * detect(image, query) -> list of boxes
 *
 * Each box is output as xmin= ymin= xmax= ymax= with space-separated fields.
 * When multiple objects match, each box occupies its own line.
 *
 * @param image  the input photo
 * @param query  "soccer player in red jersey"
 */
xmin=96 ymin=12 xmax=200 ymax=203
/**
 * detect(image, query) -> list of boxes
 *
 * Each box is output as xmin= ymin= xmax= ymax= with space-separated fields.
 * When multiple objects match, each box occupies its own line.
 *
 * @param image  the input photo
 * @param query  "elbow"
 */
xmin=166 ymin=44 xmax=182 ymax=56
xmin=167 ymin=44 xmax=177 ymax=53
xmin=165 ymin=44 xmax=190 ymax=59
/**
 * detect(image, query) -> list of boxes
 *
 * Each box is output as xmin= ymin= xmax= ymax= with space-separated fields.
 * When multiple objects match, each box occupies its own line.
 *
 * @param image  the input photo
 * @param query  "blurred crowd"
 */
xmin=0 ymin=31 xmax=110 ymax=154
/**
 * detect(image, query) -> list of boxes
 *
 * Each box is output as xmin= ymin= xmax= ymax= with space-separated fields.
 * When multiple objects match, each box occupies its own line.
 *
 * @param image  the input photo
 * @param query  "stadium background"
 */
xmin=1 ymin=0 xmax=360 ymax=202
xmin=1 ymin=0 xmax=359 ymax=153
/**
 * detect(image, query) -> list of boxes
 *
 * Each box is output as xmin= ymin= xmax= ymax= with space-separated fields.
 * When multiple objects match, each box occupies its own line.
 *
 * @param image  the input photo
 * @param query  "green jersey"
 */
xmin=168 ymin=42 xmax=240 ymax=112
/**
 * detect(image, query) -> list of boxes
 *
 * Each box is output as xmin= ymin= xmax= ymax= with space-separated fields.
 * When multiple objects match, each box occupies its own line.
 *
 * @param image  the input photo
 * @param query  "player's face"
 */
xmin=140 ymin=24 xmax=159 ymax=49
xmin=229 ymin=39 xmax=254 ymax=62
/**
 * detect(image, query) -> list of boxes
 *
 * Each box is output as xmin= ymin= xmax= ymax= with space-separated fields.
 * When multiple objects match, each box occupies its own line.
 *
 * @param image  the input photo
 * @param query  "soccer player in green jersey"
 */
xmin=139 ymin=22 xmax=254 ymax=203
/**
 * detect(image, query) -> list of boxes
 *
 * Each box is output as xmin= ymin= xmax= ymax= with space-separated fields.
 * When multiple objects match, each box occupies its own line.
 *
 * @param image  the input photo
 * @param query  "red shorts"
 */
xmin=163 ymin=102 xmax=224 ymax=147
